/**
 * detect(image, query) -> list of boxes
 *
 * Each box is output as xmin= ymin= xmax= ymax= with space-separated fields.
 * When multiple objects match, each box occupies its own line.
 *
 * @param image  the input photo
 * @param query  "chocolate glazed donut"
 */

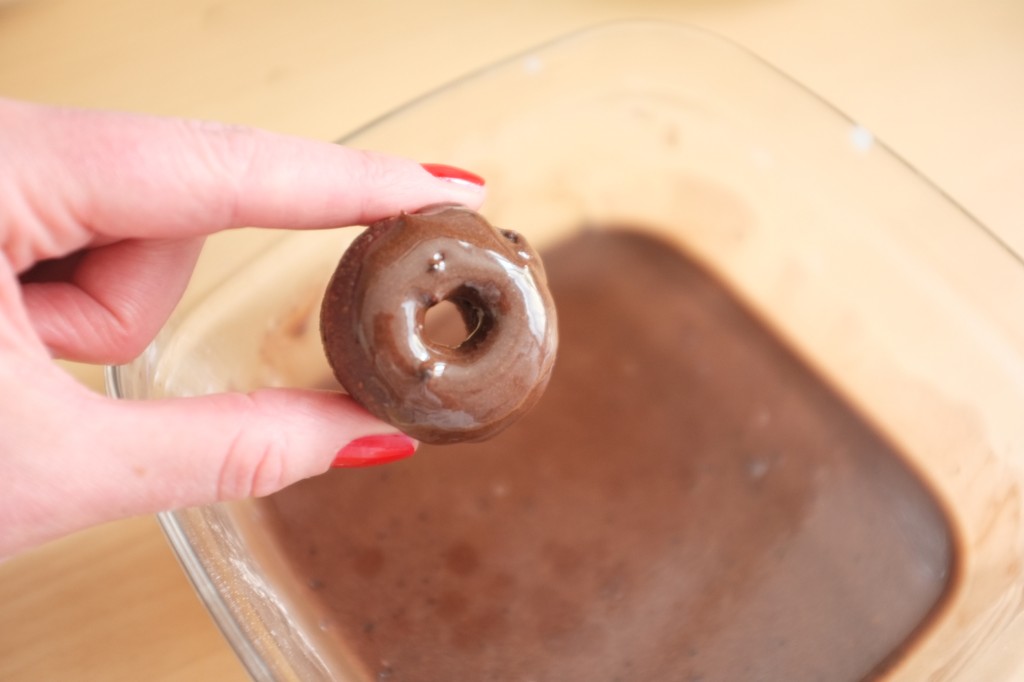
xmin=320 ymin=205 xmax=558 ymax=444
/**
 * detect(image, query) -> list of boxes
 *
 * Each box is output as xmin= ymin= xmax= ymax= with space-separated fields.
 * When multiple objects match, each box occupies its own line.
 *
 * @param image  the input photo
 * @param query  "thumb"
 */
xmin=101 ymin=388 xmax=417 ymax=503
xmin=2 ymin=379 xmax=415 ymax=557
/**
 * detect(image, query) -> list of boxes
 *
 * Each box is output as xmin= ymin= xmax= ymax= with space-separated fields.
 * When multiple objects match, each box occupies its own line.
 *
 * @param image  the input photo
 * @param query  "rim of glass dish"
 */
xmin=106 ymin=368 xmax=275 ymax=679
xmin=345 ymin=19 xmax=1021 ymax=268
xmin=106 ymin=18 xmax=1023 ymax=680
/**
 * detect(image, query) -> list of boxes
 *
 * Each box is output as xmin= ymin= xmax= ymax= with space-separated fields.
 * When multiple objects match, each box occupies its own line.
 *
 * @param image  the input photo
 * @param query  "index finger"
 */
xmin=3 ymin=98 xmax=485 ymax=263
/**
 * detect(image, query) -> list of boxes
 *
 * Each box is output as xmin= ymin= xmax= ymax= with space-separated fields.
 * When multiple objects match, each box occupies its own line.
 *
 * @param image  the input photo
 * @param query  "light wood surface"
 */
xmin=0 ymin=1 xmax=1021 ymax=679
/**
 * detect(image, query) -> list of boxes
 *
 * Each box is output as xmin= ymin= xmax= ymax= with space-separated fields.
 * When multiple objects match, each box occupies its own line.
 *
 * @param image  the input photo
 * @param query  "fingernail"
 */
xmin=422 ymin=163 xmax=486 ymax=187
xmin=332 ymin=434 xmax=417 ymax=468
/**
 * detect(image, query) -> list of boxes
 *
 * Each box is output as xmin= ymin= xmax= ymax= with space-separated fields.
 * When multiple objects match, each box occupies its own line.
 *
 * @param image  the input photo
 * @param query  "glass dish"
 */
xmin=108 ymin=21 xmax=1024 ymax=681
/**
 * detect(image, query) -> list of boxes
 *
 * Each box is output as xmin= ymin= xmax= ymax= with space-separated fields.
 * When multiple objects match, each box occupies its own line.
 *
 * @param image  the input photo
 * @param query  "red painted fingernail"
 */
xmin=422 ymin=163 xmax=486 ymax=187
xmin=332 ymin=434 xmax=417 ymax=468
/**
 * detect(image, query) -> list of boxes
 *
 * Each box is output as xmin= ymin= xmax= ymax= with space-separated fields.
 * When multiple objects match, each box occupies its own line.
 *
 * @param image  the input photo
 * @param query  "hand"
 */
xmin=0 ymin=98 xmax=486 ymax=558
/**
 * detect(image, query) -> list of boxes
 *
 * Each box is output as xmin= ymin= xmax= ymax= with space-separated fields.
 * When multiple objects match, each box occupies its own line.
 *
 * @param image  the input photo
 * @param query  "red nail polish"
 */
xmin=422 ymin=163 xmax=486 ymax=187
xmin=332 ymin=434 xmax=417 ymax=468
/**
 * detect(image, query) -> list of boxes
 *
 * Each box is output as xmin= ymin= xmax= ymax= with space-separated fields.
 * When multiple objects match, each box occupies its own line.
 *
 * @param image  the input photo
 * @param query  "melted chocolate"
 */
xmin=269 ymin=228 xmax=955 ymax=681
xmin=320 ymin=206 xmax=557 ymax=444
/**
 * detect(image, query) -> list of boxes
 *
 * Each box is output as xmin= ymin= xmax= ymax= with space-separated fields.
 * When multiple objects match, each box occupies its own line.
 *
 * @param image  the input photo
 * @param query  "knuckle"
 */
xmin=98 ymin=310 xmax=151 ymax=362
xmin=353 ymin=148 xmax=410 ymax=189
xmin=74 ymin=292 xmax=157 ymax=365
xmin=244 ymin=435 xmax=291 ymax=499
xmin=216 ymin=393 xmax=293 ymax=500
xmin=177 ymin=119 xmax=260 ymax=224
xmin=348 ymin=149 xmax=412 ymax=218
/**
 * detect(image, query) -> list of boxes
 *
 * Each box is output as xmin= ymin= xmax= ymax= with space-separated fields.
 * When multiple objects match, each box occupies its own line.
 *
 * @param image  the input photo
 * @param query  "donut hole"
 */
xmin=423 ymin=300 xmax=469 ymax=348
xmin=422 ymin=289 xmax=493 ymax=352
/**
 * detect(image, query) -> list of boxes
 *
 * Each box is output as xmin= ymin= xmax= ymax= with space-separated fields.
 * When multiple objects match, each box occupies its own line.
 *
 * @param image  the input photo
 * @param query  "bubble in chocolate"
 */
xmin=320 ymin=205 xmax=558 ymax=444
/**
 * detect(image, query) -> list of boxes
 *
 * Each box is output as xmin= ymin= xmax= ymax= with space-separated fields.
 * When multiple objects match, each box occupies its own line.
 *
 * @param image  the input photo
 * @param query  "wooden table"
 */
xmin=1 ymin=1 xmax=1021 ymax=679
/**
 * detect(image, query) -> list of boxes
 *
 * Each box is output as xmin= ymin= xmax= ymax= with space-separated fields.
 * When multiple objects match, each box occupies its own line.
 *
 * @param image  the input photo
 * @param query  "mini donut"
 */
xmin=320 ymin=205 xmax=558 ymax=444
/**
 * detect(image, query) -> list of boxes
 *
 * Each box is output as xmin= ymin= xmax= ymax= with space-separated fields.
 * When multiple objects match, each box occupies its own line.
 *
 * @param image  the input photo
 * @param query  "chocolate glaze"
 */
xmin=320 ymin=206 xmax=558 ymax=444
xmin=274 ymin=228 xmax=955 ymax=681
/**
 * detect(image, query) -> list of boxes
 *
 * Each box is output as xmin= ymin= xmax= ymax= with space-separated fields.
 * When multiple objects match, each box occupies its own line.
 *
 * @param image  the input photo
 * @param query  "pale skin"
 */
xmin=0 ymin=98 xmax=486 ymax=558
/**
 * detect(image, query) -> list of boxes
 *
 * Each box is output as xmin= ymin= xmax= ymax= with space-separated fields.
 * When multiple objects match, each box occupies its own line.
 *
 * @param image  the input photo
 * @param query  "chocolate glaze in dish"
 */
xmin=320 ymin=206 xmax=558 ymax=444
xmin=277 ymin=228 xmax=956 ymax=681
